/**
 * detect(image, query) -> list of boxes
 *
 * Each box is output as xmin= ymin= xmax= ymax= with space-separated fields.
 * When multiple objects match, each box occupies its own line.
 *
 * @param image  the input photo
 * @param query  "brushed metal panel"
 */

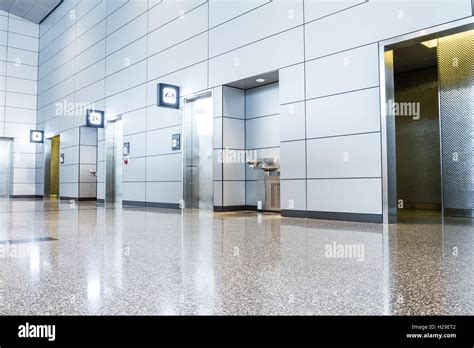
xmin=438 ymin=30 xmax=474 ymax=216
xmin=0 ymin=138 xmax=12 ymax=197
xmin=183 ymin=95 xmax=214 ymax=209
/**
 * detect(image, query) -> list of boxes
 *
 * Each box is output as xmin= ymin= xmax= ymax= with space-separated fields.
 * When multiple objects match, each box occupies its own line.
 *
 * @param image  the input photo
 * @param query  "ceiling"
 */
xmin=0 ymin=0 xmax=61 ymax=24
xmin=226 ymin=70 xmax=279 ymax=90
xmin=393 ymin=42 xmax=437 ymax=74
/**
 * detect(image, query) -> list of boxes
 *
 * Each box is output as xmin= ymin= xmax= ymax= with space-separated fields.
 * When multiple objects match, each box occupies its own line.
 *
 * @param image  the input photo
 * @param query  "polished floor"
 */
xmin=0 ymin=199 xmax=472 ymax=315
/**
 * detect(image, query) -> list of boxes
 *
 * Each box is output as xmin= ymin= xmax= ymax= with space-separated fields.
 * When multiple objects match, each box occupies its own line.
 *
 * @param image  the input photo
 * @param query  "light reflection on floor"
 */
xmin=0 ymin=199 xmax=472 ymax=315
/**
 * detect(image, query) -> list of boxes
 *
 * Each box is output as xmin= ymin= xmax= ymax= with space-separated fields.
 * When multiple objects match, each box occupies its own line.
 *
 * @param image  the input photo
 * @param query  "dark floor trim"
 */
xmin=0 ymin=237 xmax=58 ymax=245
xmin=9 ymin=195 xmax=43 ymax=200
xmin=122 ymin=200 xmax=147 ymax=207
xmin=60 ymin=197 xmax=96 ymax=201
xmin=214 ymin=205 xmax=247 ymax=212
xmin=146 ymin=202 xmax=181 ymax=209
xmin=96 ymin=199 xmax=105 ymax=204
xmin=307 ymin=211 xmax=383 ymax=223
xmin=444 ymin=208 xmax=474 ymax=218
xmin=122 ymin=201 xmax=180 ymax=209
xmin=281 ymin=209 xmax=308 ymax=218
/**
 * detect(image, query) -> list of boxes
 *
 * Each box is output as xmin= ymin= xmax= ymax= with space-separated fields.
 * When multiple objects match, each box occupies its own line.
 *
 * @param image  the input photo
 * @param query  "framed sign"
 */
xmin=30 ymin=130 xmax=44 ymax=143
xmin=123 ymin=142 xmax=130 ymax=157
xmin=158 ymin=83 xmax=180 ymax=109
xmin=172 ymin=134 xmax=180 ymax=150
xmin=86 ymin=109 xmax=105 ymax=128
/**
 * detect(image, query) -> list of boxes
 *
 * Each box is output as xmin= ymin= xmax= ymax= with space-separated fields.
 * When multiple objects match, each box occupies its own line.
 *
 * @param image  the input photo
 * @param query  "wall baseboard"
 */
xmin=59 ymin=196 xmax=96 ymax=202
xmin=281 ymin=210 xmax=308 ymax=218
xmin=306 ymin=211 xmax=383 ymax=223
xmin=214 ymin=205 xmax=248 ymax=212
xmin=9 ymin=195 xmax=43 ymax=199
xmin=122 ymin=201 xmax=180 ymax=209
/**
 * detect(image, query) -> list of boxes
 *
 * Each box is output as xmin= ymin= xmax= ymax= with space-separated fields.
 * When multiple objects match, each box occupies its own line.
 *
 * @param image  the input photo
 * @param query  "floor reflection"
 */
xmin=0 ymin=199 xmax=472 ymax=315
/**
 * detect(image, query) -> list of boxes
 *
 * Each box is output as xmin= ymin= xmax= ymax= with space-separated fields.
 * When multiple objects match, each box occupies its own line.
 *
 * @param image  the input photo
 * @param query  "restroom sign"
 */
xmin=29 ymin=130 xmax=44 ymax=143
xmin=158 ymin=83 xmax=180 ymax=109
xmin=86 ymin=109 xmax=104 ymax=128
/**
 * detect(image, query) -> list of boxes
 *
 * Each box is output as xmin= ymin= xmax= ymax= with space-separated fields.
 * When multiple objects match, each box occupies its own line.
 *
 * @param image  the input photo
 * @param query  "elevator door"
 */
xmin=184 ymin=95 xmax=213 ymax=210
xmin=0 ymin=139 xmax=12 ymax=198
xmin=105 ymin=118 xmax=123 ymax=204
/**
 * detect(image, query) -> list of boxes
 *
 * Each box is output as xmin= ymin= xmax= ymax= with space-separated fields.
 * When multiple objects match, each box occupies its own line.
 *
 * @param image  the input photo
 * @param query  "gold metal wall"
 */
xmin=50 ymin=135 xmax=60 ymax=197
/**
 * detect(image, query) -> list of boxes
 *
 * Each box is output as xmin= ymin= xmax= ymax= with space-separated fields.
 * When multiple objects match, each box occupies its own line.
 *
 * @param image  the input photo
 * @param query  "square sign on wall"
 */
xmin=30 ymin=130 xmax=44 ymax=143
xmin=158 ymin=83 xmax=180 ymax=109
xmin=86 ymin=109 xmax=105 ymax=128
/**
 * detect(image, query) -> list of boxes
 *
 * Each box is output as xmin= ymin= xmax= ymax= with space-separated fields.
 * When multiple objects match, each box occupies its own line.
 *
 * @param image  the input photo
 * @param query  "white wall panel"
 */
xmin=305 ymin=44 xmax=379 ymax=99
xmin=146 ymin=154 xmax=181 ymax=181
xmin=306 ymin=87 xmax=380 ymax=138
xmin=245 ymin=114 xmax=279 ymax=149
xmin=209 ymin=0 xmax=303 ymax=57
xmin=105 ymin=60 xmax=146 ymax=97
xmin=106 ymin=13 xmax=147 ymax=55
xmin=147 ymin=3 xmax=208 ymax=56
xmin=105 ymin=36 xmax=146 ymax=76
xmin=123 ymin=182 xmax=146 ymax=201
xmin=246 ymin=83 xmax=279 ymax=117
xmin=123 ymin=157 xmax=146 ymax=182
xmin=280 ymin=140 xmax=305 ymax=179
xmin=209 ymin=0 xmax=269 ymax=28
xmin=107 ymin=0 xmax=147 ymax=35
xmin=146 ymin=125 xmax=181 ymax=156
xmin=307 ymin=133 xmax=381 ymax=179
xmin=148 ymin=0 xmax=206 ymax=33
xmin=307 ymin=178 xmax=382 ymax=214
xmin=146 ymin=181 xmax=182 ymax=203
xmin=209 ymin=27 xmax=304 ymax=87
xmin=279 ymin=63 xmax=304 ymax=104
xmin=280 ymin=101 xmax=305 ymax=142
xmin=281 ymin=179 xmax=306 ymax=210
xmin=305 ymin=0 xmax=472 ymax=59
xmin=223 ymin=181 xmax=245 ymax=206
xmin=304 ymin=0 xmax=366 ymax=22
xmin=223 ymin=86 xmax=245 ymax=118
xmin=147 ymin=32 xmax=208 ymax=80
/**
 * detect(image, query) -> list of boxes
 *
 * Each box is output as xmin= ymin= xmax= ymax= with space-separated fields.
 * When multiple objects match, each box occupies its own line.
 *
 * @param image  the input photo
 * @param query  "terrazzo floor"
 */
xmin=0 ymin=199 xmax=472 ymax=315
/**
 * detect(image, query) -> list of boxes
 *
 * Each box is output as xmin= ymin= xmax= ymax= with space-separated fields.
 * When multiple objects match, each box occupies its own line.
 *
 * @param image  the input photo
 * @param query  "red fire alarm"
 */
xmin=123 ymin=158 xmax=129 ymax=165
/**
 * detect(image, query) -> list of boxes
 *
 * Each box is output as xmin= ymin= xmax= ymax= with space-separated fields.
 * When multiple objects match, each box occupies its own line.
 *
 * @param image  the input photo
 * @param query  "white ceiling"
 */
xmin=0 ymin=0 xmax=61 ymax=24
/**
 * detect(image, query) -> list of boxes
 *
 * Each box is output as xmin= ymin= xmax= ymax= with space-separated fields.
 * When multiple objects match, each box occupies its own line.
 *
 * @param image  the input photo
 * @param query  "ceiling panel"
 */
xmin=0 ymin=0 xmax=61 ymax=24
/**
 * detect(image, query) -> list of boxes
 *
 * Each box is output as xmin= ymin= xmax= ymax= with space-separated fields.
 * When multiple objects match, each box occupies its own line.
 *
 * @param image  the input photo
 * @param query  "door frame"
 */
xmin=379 ymin=17 xmax=473 ymax=224
xmin=0 ymin=137 xmax=13 ymax=198
xmin=105 ymin=116 xmax=123 ymax=205
xmin=43 ymin=134 xmax=60 ymax=199
xmin=182 ymin=90 xmax=214 ymax=210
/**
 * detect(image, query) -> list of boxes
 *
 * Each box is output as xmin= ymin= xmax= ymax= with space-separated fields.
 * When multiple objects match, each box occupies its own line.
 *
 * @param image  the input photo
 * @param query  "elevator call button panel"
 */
xmin=172 ymin=134 xmax=180 ymax=151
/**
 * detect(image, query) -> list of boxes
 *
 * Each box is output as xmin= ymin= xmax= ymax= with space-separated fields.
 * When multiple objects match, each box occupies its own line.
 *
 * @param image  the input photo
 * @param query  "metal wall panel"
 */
xmin=438 ymin=30 xmax=474 ymax=217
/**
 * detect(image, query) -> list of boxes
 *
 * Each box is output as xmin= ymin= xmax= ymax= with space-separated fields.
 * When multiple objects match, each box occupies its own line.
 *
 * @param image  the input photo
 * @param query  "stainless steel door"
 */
xmin=0 ymin=139 xmax=12 ymax=198
xmin=183 ymin=95 xmax=213 ymax=209
xmin=105 ymin=118 xmax=123 ymax=204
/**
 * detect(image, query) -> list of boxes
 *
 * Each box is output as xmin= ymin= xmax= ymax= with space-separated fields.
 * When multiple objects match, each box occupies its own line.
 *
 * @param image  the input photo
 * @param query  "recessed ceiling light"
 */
xmin=256 ymin=78 xmax=265 ymax=83
xmin=421 ymin=39 xmax=438 ymax=48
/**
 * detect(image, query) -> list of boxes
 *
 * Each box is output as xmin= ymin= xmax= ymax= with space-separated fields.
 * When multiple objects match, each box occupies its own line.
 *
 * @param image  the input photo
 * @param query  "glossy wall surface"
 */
xmin=0 ymin=11 xmax=39 ymax=197
xmin=31 ymin=0 xmax=473 ymax=219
